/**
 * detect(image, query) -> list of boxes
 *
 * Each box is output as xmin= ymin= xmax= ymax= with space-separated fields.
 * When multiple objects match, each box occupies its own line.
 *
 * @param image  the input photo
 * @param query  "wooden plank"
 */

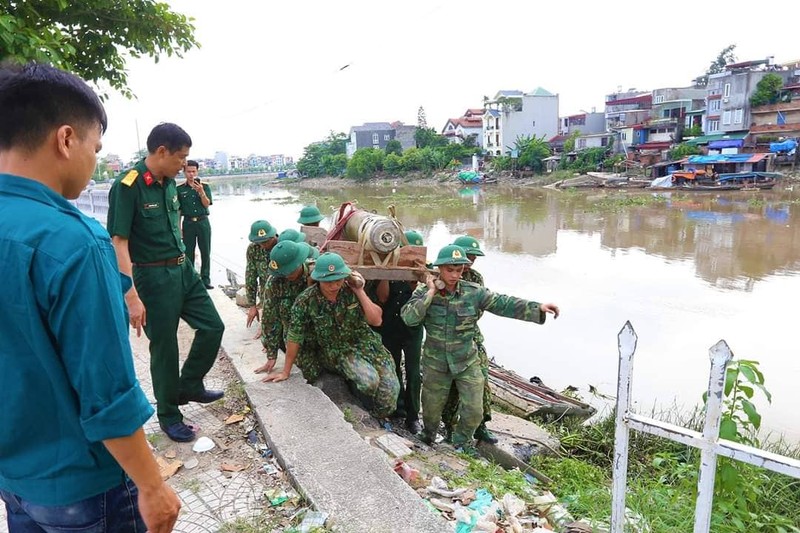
xmin=300 ymin=226 xmax=328 ymax=248
xmin=325 ymin=240 xmax=427 ymax=268
xmin=352 ymin=266 xmax=427 ymax=282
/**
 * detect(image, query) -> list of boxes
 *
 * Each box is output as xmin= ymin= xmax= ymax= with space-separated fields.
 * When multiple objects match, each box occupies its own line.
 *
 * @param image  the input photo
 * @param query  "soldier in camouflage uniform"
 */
xmin=442 ymin=235 xmax=496 ymax=443
xmin=253 ymin=241 xmax=324 ymax=381
xmin=264 ymin=253 xmax=400 ymax=418
xmin=401 ymin=244 xmax=559 ymax=454
xmin=244 ymin=220 xmax=278 ymax=329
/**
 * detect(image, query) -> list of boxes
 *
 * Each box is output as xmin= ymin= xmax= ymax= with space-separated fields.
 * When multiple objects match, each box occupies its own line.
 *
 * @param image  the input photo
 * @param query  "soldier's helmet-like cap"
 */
xmin=311 ymin=252 xmax=352 ymax=281
xmin=306 ymin=245 xmax=320 ymax=261
xmin=268 ymin=241 xmax=311 ymax=276
xmin=278 ymin=228 xmax=307 ymax=243
xmin=249 ymin=220 xmax=277 ymax=243
xmin=404 ymin=230 xmax=424 ymax=246
xmin=297 ymin=205 xmax=325 ymax=225
xmin=452 ymin=235 xmax=484 ymax=257
xmin=433 ymin=244 xmax=473 ymax=266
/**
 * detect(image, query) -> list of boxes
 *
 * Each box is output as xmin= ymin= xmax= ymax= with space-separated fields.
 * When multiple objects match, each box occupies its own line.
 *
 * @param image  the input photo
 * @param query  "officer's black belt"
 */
xmin=133 ymin=254 xmax=186 ymax=267
xmin=184 ymin=215 xmax=207 ymax=222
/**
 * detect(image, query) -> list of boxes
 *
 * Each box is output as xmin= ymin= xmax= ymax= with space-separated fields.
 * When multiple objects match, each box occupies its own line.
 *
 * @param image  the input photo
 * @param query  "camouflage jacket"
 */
xmin=261 ymin=265 xmax=312 ymax=360
xmin=401 ymin=280 xmax=546 ymax=374
xmin=461 ymin=268 xmax=485 ymax=344
xmin=287 ymin=284 xmax=390 ymax=367
xmin=245 ymin=243 xmax=270 ymax=306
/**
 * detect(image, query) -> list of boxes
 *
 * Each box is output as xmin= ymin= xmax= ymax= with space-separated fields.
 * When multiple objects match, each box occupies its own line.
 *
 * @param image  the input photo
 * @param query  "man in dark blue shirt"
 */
xmin=0 ymin=63 xmax=180 ymax=532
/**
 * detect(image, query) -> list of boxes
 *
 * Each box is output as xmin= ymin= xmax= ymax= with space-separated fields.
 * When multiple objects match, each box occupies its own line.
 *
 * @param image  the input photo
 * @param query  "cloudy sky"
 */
xmin=98 ymin=0 xmax=800 ymax=161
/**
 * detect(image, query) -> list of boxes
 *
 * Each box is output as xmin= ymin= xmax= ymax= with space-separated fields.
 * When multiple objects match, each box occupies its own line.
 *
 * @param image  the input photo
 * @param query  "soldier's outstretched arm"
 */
xmin=479 ymin=287 xmax=558 ymax=324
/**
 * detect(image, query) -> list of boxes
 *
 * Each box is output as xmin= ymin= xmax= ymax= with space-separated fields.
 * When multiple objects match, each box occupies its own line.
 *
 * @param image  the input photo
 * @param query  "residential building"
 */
xmin=345 ymin=122 xmax=395 ymax=157
xmin=214 ymin=151 xmax=230 ymax=172
xmin=605 ymin=89 xmax=652 ymax=131
xmin=559 ymin=111 xmax=605 ymax=136
xmin=482 ymin=88 xmax=559 ymax=156
xmin=390 ymin=121 xmax=417 ymax=151
xmin=749 ymin=60 xmax=800 ymax=142
xmin=628 ymin=86 xmax=706 ymax=156
xmin=442 ymin=108 xmax=485 ymax=146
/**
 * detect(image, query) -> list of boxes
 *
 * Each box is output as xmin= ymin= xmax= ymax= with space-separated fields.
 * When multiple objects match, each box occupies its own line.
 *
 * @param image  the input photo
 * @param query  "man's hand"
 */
xmin=424 ymin=273 xmax=437 ymax=292
xmin=254 ymin=359 xmax=277 ymax=374
xmin=190 ymin=181 xmax=203 ymax=194
xmin=126 ymin=294 xmax=147 ymax=337
xmin=541 ymin=303 xmax=560 ymax=319
xmin=262 ymin=371 xmax=290 ymax=383
xmin=246 ymin=306 xmax=260 ymax=327
xmin=138 ymin=483 xmax=181 ymax=533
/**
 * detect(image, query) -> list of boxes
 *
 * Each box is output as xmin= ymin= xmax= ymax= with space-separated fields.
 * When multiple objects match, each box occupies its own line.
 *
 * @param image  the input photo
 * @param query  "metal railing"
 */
xmin=610 ymin=321 xmax=800 ymax=533
xmin=71 ymin=188 xmax=109 ymax=224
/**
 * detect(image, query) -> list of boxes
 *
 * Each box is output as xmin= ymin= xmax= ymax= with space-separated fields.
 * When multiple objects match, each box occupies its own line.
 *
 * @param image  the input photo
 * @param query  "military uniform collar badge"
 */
xmin=144 ymin=171 xmax=154 ymax=186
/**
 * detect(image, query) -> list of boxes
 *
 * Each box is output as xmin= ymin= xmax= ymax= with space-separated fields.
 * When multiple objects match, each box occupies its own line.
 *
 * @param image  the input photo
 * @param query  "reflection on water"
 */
xmin=206 ymin=180 xmax=800 ymax=441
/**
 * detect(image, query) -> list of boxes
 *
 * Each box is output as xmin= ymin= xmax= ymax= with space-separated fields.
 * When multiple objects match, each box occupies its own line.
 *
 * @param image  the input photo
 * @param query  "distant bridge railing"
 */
xmin=611 ymin=321 xmax=800 ymax=533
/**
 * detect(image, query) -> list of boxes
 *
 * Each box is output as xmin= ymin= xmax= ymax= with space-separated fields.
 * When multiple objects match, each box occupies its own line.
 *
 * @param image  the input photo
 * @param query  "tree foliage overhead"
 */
xmin=0 ymin=0 xmax=199 ymax=97
xmin=695 ymin=44 xmax=737 ymax=86
xmin=750 ymin=73 xmax=784 ymax=107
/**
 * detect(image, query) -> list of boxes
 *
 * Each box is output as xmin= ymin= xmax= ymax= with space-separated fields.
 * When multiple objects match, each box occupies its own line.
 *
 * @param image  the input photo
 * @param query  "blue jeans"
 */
xmin=0 ymin=478 xmax=145 ymax=532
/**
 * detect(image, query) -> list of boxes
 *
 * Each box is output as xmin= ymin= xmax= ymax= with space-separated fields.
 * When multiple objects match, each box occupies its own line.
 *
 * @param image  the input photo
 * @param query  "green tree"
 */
xmin=750 ymin=73 xmax=784 ymax=107
xmin=512 ymin=135 xmax=551 ymax=172
xmin=297 ymin=131 xmax=348 ymax=178
xmin=384 ymin=153 xmax=402 ymax=174
xmin=563 ymin=130 xmax=581 ymax=153
xmin=346 ymin=148 xmax=385 ymax=180
xmin=695 ymin=44 xmax=737 ymax=86
xmin=414 ymin=127 xmax=449 ymax=149
xmin=384 ymin=139 xmax=403 ymax=156
xmin=668 ymin=142 xmax=702 ymax=160
xmin=0 ymin=0 xmax=198 ymax=98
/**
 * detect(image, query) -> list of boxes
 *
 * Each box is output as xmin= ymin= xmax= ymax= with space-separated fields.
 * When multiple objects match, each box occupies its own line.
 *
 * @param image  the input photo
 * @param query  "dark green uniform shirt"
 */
xmin=107 ymin=160 xmax=184 ymax=263
xmin=177 ymin=182 xmax=212 ymax=217
xmin=401 ymin=280 xmax=546 ymax=374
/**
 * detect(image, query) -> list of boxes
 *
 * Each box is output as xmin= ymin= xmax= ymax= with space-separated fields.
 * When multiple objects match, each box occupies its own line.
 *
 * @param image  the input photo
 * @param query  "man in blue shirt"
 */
xmin=0 ymin=63 xmax=180 ymax=531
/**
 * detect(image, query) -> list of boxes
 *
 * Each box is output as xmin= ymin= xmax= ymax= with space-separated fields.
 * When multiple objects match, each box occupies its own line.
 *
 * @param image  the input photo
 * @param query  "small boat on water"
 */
xmin=488 ymin=361 xmax=596 ymax=421
xmin=717 ymin=171 xmax=779 ymax=190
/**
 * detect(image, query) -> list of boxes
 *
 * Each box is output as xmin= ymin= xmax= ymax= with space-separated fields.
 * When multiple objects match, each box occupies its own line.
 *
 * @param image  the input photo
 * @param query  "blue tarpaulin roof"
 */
xmin=708 ymin=139 xmax=743 ymax=149
xmin=686 ymin=153 xmax=766 ymax=164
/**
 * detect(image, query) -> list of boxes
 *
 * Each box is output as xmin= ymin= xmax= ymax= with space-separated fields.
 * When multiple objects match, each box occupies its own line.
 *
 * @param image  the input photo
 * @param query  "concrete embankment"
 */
xmin=209 ymin=289 xmax=449 ymax=533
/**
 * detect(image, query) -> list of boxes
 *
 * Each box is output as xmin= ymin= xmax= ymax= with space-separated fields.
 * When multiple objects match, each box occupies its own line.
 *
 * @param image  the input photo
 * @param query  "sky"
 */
xmin=98 ymin=0 xmax=800 ymax=162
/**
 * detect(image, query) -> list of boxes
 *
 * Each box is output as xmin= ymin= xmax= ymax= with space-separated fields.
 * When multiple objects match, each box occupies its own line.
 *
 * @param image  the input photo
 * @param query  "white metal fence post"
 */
xmin=693 ymin=340 xmax=733 ymax=532
xmin=610 ymin=321 xmax=638 ymax=532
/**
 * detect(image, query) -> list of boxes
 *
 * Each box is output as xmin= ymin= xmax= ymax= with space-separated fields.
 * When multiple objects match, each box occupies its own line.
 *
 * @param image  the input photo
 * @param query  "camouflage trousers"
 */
xmin=334 ymin=344 xmax=399 ymax=419
xmin=421 ymin=359 xmax=484 ymax=447
xmin=442 ymin=341 xmax=492 ymax=434
xmin=295 ymin=339 xmax=328 ymax=383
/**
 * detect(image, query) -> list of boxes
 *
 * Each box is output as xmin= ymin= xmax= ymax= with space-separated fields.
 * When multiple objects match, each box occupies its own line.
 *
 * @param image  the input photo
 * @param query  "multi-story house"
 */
xmin=552 ymin=110 xmax=607 ymax=153
xmin=629 ymin=86 xmax=706 ymax=156
xmin=482 ymin=88 xmax=559 ymax=156
xmin=748 ymin=60 xmax=800 ymax=145
xmin=345 ymin=122 xmax=396 ymax=157
xmin=605 ymin=90 xmax=652 ymax=131
xmin=442 ymin=109 xmax=485 ymax=146
xmin=390 ymin=121 xmax=417 ymax=152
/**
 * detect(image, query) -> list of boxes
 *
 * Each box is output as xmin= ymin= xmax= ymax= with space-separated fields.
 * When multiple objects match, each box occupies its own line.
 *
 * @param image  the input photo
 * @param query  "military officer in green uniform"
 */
xmin=369 ymin=230 xmax=425 ymax=433
xmin=253 ymin=241 xmax=323 ymax=381
xmin=442 ymin=235 xmax=496 ymax=443
xmin=244 ymin=220 xmax=278 ymax=329
xmin=177 ymin=160 xmax=213 ymax=289
xmin=108 ymin=123 xmax=225 ymax=443
xmin=401 ymin=245 xmax=559 ymax=454
xmin=264 ymin=253 xmax=400 ymax=419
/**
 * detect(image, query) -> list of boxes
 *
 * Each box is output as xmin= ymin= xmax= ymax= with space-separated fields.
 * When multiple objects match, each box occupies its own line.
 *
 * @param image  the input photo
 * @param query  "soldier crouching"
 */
xmin=263 ymin=252 xmax=400 ymax=419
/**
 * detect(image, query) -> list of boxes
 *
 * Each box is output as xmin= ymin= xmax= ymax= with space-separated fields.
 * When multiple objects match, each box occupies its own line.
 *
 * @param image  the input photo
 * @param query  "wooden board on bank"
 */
xmin=300 ymin=225 xmax=328 ymax=248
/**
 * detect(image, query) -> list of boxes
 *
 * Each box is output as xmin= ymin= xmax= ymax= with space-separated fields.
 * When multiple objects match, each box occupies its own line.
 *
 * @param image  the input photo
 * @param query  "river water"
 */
xmin=202 ymin=179 xmax=800 ymax=442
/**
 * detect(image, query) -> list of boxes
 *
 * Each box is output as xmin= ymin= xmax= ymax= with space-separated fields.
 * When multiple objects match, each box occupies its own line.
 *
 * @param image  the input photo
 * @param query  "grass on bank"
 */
xmin=532 ymin=412 xmax=800 ymax=533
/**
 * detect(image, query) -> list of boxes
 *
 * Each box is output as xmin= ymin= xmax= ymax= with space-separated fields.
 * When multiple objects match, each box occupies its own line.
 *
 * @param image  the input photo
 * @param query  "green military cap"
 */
xmin=311 ymin=252 xmax=351 ymax=281
xmin=249 ymin=220 xmax=277 ymax=243
xmin=297 ymin=205 xmax=325 ymax=225
xmin=268 ymin=241 xmax=311 ymax=276
xmin=433 ymin=244 xmax=472 ymax=266
xmin=452 ymin=235 xmax=485 ymax=257
xmin=306 ymin=246 xmax=320 ymax=261
xmin=404 ymin=230 xmax=424 ymax=246
xmin=278 ymin=228 xmax=307 ymax=243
